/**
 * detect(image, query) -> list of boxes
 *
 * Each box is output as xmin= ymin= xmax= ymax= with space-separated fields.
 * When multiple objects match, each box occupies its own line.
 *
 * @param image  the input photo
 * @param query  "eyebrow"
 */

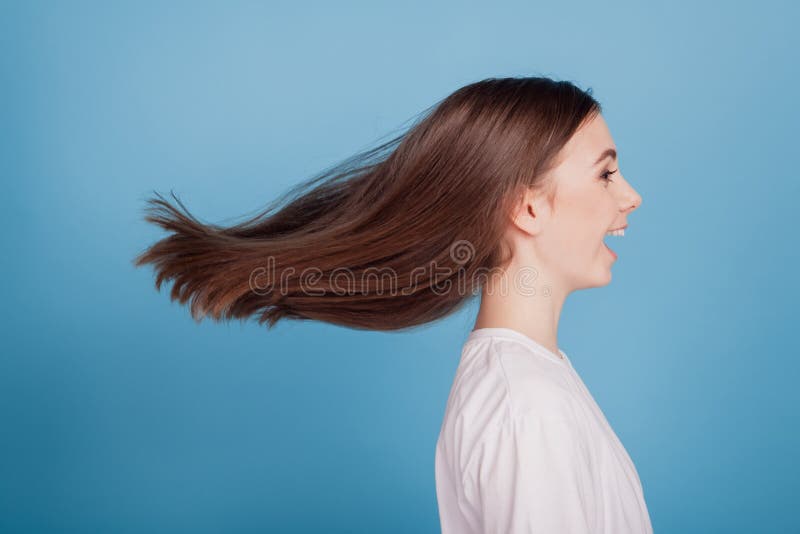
xmin=593 ymin=148 xmax=617 ymax=166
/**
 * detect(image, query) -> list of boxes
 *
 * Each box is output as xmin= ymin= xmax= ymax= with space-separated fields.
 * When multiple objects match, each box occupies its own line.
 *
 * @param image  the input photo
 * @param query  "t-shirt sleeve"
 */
xmin=461 ymin=413 xmax=595 ymax=533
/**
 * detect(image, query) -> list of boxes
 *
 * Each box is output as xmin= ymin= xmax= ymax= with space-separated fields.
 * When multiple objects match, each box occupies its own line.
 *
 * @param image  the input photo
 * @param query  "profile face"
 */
xmin=536 ymin=113 xmax=642 ymax=290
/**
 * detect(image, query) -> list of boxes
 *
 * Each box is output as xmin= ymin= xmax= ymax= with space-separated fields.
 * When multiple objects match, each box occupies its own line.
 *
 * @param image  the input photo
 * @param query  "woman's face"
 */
xmin=515 ymin=113 xmax=642 ymax=291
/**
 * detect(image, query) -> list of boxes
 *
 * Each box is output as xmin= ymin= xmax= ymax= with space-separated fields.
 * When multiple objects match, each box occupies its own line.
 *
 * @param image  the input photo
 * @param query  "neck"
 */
xmin=472 ymin=256 xmax=567 ymax=358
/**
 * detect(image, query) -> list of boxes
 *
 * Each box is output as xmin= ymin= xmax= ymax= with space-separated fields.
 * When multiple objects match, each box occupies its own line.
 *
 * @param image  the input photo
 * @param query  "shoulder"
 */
xmin=489 ymin=337 xmax=576 ymax=421
xmin=448 ymin=336 xmax=576 ymax=429
xmin=439 ymin=337 xmax=587 ymax=488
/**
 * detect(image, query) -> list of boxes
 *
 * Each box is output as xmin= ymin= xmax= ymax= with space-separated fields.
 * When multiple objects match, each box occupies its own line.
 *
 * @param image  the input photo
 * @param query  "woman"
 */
xmin=433 ymin=104 xmax=652 ymax=533
xmin=134 ymin=76 xmax=652 ymax=532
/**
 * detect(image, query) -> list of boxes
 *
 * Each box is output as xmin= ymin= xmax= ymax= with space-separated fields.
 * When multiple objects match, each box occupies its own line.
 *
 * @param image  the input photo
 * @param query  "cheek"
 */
xmin=546 ymin=202 xmax=608 ymax=267
xmin=556 ymin=205 xmax=602 ymax=250
xmin=542 ymin=185 xmax=610 ymax=261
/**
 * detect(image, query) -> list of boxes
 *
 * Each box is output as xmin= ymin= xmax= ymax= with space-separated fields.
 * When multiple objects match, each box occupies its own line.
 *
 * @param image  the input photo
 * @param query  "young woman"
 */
xmin=433 ymin=100 xmax=652 ymax=533
xmin=135 ymin=76 xmax=652 ymax=533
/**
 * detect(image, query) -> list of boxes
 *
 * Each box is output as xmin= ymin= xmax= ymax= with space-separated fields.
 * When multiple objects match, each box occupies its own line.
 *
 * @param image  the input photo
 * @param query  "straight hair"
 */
xmin=133 ymin=76 xmax=601 ymax=330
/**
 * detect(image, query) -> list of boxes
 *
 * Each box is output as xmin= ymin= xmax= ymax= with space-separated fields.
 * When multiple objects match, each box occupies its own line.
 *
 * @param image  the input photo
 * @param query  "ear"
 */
xmin=510 ymin=186 xmax=549 ymax=237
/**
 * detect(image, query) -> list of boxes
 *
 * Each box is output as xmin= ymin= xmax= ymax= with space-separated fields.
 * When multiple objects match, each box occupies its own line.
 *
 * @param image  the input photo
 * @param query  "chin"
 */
xmin=573 ymin=269 xmax=612 ymax=290
xmin=589 ymin=266 xmax=613 ymax=288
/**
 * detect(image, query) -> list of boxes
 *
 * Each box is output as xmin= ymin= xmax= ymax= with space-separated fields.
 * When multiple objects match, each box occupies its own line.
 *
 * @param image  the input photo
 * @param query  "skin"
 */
xmin=473 ymin=113 xmax=642 ymax=358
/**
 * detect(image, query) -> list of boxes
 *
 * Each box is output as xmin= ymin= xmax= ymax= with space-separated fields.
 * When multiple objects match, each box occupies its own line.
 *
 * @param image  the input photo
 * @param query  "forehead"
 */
xmin=554 ymin=114 xmax=616 ymax=169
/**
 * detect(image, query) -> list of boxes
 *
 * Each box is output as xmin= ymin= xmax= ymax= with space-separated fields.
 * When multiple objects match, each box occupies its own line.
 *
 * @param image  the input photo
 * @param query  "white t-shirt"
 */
xmin=435 ymin=327 xmax=653 ymax=533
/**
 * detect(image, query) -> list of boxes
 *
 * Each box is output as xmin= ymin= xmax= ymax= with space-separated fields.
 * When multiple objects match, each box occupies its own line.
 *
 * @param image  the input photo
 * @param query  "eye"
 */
xmin=600 ymin=169 xmax=618 ymax=184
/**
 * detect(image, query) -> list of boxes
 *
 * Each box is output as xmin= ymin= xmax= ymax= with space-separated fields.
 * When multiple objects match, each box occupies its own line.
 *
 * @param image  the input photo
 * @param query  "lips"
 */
xmin=603 ymin=224 xmax=624 ymax=260
xmin=603 ymin=241 xmax=618 ymax=260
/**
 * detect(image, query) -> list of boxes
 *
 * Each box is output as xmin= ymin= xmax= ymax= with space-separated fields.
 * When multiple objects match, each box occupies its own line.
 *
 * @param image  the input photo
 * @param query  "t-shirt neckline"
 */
xmin=467 ymin=327 xmax=570 ymax=365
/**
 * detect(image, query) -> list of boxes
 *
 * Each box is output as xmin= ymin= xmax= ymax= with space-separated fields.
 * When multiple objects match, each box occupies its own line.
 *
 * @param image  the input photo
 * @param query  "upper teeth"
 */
xmin=606 ymin=228 xmax=625 ymax=237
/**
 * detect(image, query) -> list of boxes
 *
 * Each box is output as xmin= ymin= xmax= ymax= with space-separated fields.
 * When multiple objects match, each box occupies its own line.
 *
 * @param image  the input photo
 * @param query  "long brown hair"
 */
xmin=133 ymin=76 xmax=601 ymax=331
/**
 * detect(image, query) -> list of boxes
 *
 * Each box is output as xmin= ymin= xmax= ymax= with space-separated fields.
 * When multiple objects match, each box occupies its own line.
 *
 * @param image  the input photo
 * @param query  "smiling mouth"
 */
xmin=606 ymin=223 xmax=628 ymax=234
xmin=603 ymin=224 xmax=627 ymax=259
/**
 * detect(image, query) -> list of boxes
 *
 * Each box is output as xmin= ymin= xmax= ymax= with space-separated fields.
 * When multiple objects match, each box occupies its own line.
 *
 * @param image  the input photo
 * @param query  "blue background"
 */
xmin=2 ymin=1 xmax=798 ymax=532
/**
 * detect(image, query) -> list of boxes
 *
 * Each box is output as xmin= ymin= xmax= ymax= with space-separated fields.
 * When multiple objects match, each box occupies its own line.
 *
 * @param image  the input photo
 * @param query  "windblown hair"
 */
xmin=133 ymin=76 xmax=601 ymax=330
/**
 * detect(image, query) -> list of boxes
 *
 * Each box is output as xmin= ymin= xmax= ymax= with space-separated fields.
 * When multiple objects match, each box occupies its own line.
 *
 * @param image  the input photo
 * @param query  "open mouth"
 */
xmin=603 ymin=225 xmax=626 ymax=258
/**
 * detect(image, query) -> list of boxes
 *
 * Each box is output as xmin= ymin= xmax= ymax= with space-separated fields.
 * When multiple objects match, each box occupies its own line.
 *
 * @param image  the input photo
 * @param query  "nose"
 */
xmin=617 ymin=172 xmax=642 ymax=212
xmin=624 ymin=186 xmax=642 ymax=212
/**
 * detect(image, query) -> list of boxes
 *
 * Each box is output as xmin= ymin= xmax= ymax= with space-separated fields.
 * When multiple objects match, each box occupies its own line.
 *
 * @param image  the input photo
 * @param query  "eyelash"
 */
xmin=600 ymin=169 xmax=618 ymax=183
